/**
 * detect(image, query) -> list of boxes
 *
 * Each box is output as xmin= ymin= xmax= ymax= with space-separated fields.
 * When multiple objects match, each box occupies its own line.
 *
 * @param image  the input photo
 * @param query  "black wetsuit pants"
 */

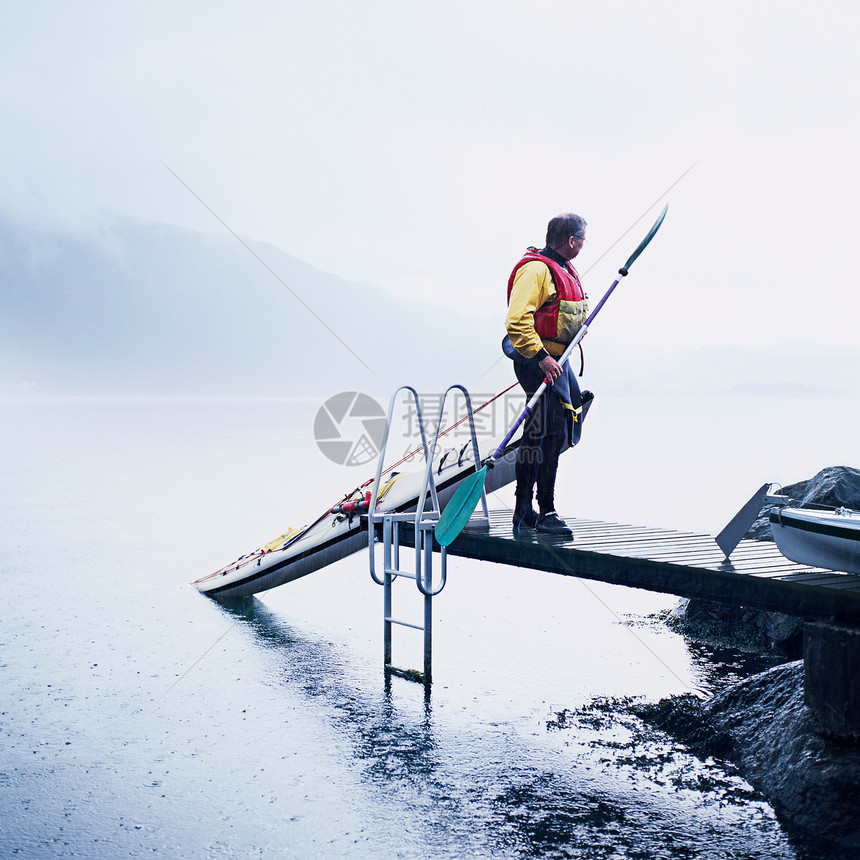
xmin=513 ymin=358 xmax=567 ymax=514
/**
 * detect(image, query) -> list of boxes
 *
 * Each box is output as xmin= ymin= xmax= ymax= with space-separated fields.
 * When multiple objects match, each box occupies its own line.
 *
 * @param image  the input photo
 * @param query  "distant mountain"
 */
xmin=2 ymin=215 xmax=857 ymax=401
xmin=0 ymin=215 xmax=500 ymax=398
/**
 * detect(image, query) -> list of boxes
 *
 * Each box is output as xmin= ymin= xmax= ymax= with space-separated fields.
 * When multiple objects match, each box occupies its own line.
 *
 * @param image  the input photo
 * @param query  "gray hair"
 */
xmin=546 ymin=213 xmax=587 ymax=248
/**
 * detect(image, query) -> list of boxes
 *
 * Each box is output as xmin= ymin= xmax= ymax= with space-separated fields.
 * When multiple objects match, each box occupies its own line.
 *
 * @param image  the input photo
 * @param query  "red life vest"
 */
xmin=507 ymin=248 xmax=588 ymax=346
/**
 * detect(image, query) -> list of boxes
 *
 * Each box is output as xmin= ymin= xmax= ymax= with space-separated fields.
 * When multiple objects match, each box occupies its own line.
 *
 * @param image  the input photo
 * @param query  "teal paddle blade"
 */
xmin=622 ymin=204 xmax=668 ymax=271
xmin=435 ymin=465 xmax=489 ymax=547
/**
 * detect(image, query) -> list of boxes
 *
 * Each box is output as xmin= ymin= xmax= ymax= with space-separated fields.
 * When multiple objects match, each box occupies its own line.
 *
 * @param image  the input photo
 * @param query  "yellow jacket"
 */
xmin=505 ymin=260 xmax=587 ymax=360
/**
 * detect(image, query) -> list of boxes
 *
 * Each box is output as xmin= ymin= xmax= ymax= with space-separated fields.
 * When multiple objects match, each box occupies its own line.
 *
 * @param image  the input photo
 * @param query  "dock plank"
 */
xmin=403 ymin=511 xmax=860 ymax=623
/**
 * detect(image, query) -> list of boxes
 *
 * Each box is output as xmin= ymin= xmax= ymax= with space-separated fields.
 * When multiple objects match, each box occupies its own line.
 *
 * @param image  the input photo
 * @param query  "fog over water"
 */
xmin=3 ymin=2 xmax=860 ymax=355
xmin=3 ymin=4 xmax=859 ymax=851
xmin=5 ymin=215 xmax=860 ymax=404
xmin=2 ymin=394 xmax=858 ymax=857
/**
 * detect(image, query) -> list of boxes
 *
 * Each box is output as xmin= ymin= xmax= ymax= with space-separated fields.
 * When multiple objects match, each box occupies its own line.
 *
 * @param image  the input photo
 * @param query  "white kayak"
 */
xmin=192 ymin=435 xmax=519 ymax=599
xmin=769 ymin=506 xmax=860 ymax=574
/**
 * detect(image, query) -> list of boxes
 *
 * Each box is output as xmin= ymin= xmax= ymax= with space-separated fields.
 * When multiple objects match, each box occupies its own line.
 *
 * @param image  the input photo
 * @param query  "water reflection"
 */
xmin=211 ymin=596 xmax=803 ymax=860
xmin=685 ymin=639 xmax=789 ymax=696
xmin=213 ymin=596 xmax=439 ymax=780
xmin=5 ymin=396 xmax=853 ymax=858
xmin=628 ymin=610 xmax=792 ymax=697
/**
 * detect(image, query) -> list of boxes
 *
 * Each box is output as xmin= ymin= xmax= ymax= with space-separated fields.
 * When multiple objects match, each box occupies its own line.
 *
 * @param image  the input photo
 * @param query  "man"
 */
xmin=504 ymin=213 xmax=589 ymax=537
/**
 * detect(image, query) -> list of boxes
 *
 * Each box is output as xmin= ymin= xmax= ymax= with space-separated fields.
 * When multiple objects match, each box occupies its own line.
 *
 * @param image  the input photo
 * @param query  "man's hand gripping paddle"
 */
xmin=435 ymin=204 xmax=669 ymax=547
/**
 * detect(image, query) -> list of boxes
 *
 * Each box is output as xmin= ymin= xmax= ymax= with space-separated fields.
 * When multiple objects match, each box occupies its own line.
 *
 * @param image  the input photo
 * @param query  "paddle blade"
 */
xmin=622 ymin=204 xmax=668 ymax=272
xmin=435 ymin=465 xmax=489 ymax=546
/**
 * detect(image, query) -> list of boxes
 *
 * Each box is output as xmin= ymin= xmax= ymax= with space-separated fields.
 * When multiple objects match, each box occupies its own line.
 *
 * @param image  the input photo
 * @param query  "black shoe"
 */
xmin=536 ymin=511 xmax=573 ymax=538
xmin=512 ymin=507 xmax=539 ymax=530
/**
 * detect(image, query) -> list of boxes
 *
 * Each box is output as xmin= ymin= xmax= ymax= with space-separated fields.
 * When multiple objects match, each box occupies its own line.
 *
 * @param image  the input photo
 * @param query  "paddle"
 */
xmin=435 ymin=204 xmax=669 ymax=547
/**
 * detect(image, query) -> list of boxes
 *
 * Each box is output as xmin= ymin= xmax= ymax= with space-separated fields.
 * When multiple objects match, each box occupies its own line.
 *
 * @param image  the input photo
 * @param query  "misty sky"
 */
xmin=2 ymin=1 xmax=858 ymax=361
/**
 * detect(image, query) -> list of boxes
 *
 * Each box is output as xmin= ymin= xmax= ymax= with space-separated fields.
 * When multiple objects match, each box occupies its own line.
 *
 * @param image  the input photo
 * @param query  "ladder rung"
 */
xmin=385 ymin=616 xmax=424 ymax=631
xmin=384 ymin=567 xmax=416 ymax=579
xmin=385 ymin=665 xmax=426 ymax=684
xmin=371 ymin=512 xmax=420 ymax=523
xmin=370 ymin=512 xmax=439 ymax=525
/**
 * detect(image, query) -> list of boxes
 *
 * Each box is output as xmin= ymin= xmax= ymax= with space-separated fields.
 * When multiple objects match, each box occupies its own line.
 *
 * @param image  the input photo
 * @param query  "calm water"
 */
xmin=2 ymin=395 xmax=858 ymax=858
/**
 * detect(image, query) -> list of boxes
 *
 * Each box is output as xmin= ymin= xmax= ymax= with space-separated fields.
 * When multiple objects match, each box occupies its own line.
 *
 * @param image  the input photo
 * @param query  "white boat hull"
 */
xmin=769 ymin=506 xmax=860 ymax=574
xmin=193 ymin=442 xmax=519 ymax=599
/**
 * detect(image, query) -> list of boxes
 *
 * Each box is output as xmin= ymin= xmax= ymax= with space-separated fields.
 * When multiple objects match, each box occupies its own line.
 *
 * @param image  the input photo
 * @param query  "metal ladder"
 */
xmin=368 ymin=385 xmax=487 ymax=685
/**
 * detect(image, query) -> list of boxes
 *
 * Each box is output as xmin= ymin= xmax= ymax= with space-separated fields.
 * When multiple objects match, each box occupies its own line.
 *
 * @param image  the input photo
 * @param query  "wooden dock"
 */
xmin=422 ymin=510 xmax=860 ymax=624
xmin=381 ymin=510 xmax=860 ymax=732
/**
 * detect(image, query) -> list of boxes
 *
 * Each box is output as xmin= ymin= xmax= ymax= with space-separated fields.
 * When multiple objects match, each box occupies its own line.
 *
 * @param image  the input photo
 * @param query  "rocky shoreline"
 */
xmin=644 ymin=467 xmax=860 ymax=851
xmin=665 ymin=597 xmax=804 ymax=658
xmin=636 ymin=663 xmax=860 ymax=852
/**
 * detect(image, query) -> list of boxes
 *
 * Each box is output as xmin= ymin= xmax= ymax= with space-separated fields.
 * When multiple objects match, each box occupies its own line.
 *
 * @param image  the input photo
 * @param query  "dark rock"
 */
xmin=652 ymin=470 xmax=860 ymax=851
xmin=636 ymin=692 xmax=736 ymax=760
xmin=746 ymin=465 xmax=860 ymax=541
xmin=637 ymin=662 xmax=860 ymax=852
xmin=666 ymin=598 xmax=803 ymax=657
